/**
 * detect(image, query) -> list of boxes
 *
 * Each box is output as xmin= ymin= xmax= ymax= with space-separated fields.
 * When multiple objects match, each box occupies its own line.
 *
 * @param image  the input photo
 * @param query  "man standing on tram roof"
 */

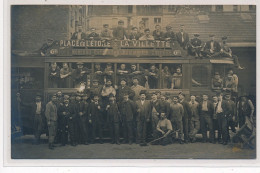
xmin=113 ymin=20 xmax=128 ymax=40
xmin=71 ymin=25 xmax=87 ymax=40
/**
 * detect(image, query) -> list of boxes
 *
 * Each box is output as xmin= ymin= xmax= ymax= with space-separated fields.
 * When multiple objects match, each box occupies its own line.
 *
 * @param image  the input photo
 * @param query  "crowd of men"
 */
xmin=19 ymin=76 xmax=254 ymax=149
xmin=41 ymin=20 xmax=244 ymax=69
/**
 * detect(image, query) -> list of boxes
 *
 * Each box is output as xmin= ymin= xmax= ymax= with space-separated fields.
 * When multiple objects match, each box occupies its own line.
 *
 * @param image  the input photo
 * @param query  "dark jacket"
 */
xmin=136 ymin=100 xmax=151 ymax=122
xmin=88 ymin=101 xmax=104 ymax=122
xmin=113 ymin=27 xmax=128 ymax=40
xmin=119 ymin=100 xmax=136 ymax=122
xmin=176 ymin=32 xmax=189 ymax=48
xmin=152 ymin=30 xmax=164 ymax=40
xmin=163 ymin=31 xmax=176 ymax=41
xmin=117 ymin=85 xmax=135 ymax=103
xmin=74 ymin=101 xmax=88 ymax=120
xmin=107 ymin=102 xmax=121 ymax=123
xmin=58 ymin=103 xmax=75 ymax=127
xmin=204 ymin=41 xmax=221 ymax=52
xmin=87 ymin=32 xmax=100 ymax=40
xmin=71 ymin=32 xmax=87 ymax=40
xmin=214 ymin=100 xmax=232 ymax=116
xmin=198 ymin=101 xmax=214 ymax=118
xmin=150 ymin=100 xmax=163 ymax=114
xmin=180 ymin=100 xmax=192 ymax=119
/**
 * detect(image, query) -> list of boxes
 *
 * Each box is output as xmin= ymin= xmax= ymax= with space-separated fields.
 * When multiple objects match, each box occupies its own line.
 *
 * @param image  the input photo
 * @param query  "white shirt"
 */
xmin=36 ymin=102 xmax=41 ymax=114
xmin=141 ymin=100 xmax=145 ymax=105
xmin=202 ymin=101 xmax=208 ymax=111
xmin=216 ymin=101 xmax=223 ymax=113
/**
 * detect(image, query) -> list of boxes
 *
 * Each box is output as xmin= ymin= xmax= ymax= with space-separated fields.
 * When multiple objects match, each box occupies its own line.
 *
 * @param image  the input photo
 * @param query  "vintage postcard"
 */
xmin=3 ymin=0 xmax=259 ymax=168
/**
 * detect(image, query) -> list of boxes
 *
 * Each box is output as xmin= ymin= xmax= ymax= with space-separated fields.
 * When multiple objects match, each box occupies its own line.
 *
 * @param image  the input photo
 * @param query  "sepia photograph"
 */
xmin=9 ymin=4 xmax=256 ymax=160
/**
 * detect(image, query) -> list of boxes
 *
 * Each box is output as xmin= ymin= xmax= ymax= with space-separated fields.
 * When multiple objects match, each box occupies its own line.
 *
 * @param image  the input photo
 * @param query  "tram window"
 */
xmin=192 ymin=65 xmax=208 ymax=87
xmin=59 ymin=62 xmax=73 ymax=88
xmin=16 ymin=68 xmax=44 ymax=89
xmin=93 ymin=63 xmax=105 ymax=85
xmin=71 ymin=62 xmax=91 ymax=89
xmin=140 ymin=63 xmax=159 ymax=89
xmin=162 ymin=64 xmax=182 ymax=89
xmin=103 ymin=63 xmax=115 ymax=84
xmin=117 ymin=63 xmax=130 ymax=85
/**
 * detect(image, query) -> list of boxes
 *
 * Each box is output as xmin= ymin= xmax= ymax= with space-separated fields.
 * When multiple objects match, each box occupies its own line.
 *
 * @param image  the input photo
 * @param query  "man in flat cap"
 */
xmin=188 ymin=34 xmax=203 ymax=58
xmin=71 ymin=25 xmax=87 ymax=40
xmin=202 ymin=34 xmax=221 ymax=58
xmin=113 ymin=20 xmax=128 ymax=40
xmin=100 ymin=24 xmax=113 ymax=40
xmin=176 ymin=25 xmax=189 ymax=50
xmin=129 ymin=27 xmax=142 ymax=40
xmin=45 ymin=94 xmax=58 ymax=149
xmin=163 ymin=25 xmax=175 ymax=41
xmin=212 ymin=72 xmax=223 ymax=92
xmin=117 ymin=78 xmax=135 ymax=103
xmin=220 ymin=36 xmax=244 ymax=70
xmin=152 ymin=25 xmax=164 ymax=41
xmin=87 ymin=28 xmax=100 ymax=40
xmin=106 ymin=93 xmax=121 ymax=144
xmin=73 ymin=62 xmax=90 ymax=88
xmin=119 ymin=91 xmax=137 ymax=144
xmin=57 ymin=95 xmax=75 ymax=146
xmin=139 ymin=29 xmax=155 ymax=41
xmin=135 ymin=90 xmax=151 ymax=145
xmin=20 ymin=93 xmax=45 ymax=145
xmin=198 ymin=93 xmax=214 ymax=143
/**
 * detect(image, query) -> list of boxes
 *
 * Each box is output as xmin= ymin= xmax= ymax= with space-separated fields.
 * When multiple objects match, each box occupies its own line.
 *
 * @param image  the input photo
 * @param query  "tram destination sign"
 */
xmin=49 ymin=40 xmax=184 ymax=57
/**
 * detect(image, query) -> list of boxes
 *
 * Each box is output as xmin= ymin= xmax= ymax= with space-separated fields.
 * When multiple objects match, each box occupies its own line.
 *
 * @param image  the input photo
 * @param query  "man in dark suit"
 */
xmin=74 ymin=94 xmax=89 ymax=145
xmin=203 ymin=34 xmax=221 ymax=58
xmin=117 ymin=78 xmax=135 ymax=103
xmin=152 ymin=25 xmax=164 ymax=40
xmin=106 ymin=94 xmax=121 ymax=144
xmin=163 ymin=25 xmax=175 ymax=41
xmin=88 ymin=94 xmax=104 ymax=144
xmin=178 ymin=92 xmax=192 ymax=143
xmin=215 ymin=92 xmax=232 ymax=145
xmin=150 ymin=92 xmax=163 ymax=136
xmin=160 ymin=94 xmax=170 ymax=119
xmin=57 ymin=95 xmax=74 ymax=146
xmin=135 ymin=91 xmax=151 ymax=145
xmin=21 ymin=93 xmax=45 ymax=145
xmin=176 ymin=25 xmax=189 ymax=49
xmin=71 ymin=25 xmax=87 ymax=40
xmin=198 ymin=94 xmax=215 ymax=143
xmin=119 ymin=92 xmax=137 ymax=144
xmin=188 ymin=34 xmax=203 ymax=58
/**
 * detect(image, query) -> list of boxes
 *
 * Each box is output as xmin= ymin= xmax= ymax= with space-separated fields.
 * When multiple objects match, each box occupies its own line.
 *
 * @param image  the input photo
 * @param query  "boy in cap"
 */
xmin=119 ymin=91 xmax=137 ymax=144
xmin=202 ymin=34 xmax=221 ymax=58
xmin=188 ymin=34 xmax=202 ymax=58
xmin=135 ymin=90 xmax=151 ymax=145
xmin=87 ymin=28 xmax=100 ymax=40
xmin=88 ymin=94 xmax=104 ymax=143
xmin=139 ymin=28 xmax=155 ymax=41
xmin=100 ymin=24 xmax=113 ymax=40
xmin=129 ymin=27 xmax=141 ymax=40
xmin=220 ymin=36 xmax=244 ymax=70
xmin=212 ymin=72 xmax=223 ymax=91
xmin=113 ymin=20 xmax=128 ymax=40
xmin=176 ymin=25 xmax=189 ymax=49
xmin=106 ymin=93 xmax=121 ymax=144
xmin=71 ymin=25 xmax=87 ymax=40
xmin=163 ymin=25 xmax=175 ymax=41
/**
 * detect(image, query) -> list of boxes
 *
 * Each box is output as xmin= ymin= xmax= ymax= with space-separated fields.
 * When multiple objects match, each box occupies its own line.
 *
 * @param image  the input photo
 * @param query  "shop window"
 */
xmin=192 ymin=65 xmax=209 ymax=87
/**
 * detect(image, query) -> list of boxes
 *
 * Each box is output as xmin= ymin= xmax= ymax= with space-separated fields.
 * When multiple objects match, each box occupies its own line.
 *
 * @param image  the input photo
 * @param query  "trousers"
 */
xmin=217 ymin=113 xmax=228 ymax=142
xmin=34 ymin=114 xmax=43 ymax=141
xmin=189 ymin=119 xmax=200 ymax=140
xmin=109 ymin=122 xmax=120 ymax=143
xmin=123 ymin=121 xmax=133 ymax=142
xmin=48 ymin=121 xmax=57 ymax=144
xmin=171 ymin=119 xmax=183 ymax=140
xmin=136 ymin=119 xmax=147 ymax=143
xmin=200 ymin=112 xmax=214 ymax=141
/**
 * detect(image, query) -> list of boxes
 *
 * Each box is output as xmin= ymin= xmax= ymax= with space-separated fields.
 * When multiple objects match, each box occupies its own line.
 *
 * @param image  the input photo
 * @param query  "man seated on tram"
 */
xmin=139 ymin=29 xmax=155 ymax=41
xmin=100 ymin=24 xmax=113 ymax=41
xmin=202 ymin=34 xmax=221 ymax=58
xmin=60 ymin=62 xmax=73 ymax=88
xmin=86 ymin=28 xmax=100 ymax=40
xmin=72 ymin=62 xmax=90 ymax=88
xmin=187 ymin=34 xmax=203 ymax=58
xmin=147 ymin=64 xmax=159 ymax=89
xmin=71 ymin=25 xmax=87 ymax=40
xmin=129 ymin=64 xmax=145 ymax=87
xmin=104 ymin=63 xmax=114 ymax=83
xmin=113 ymin=20 xmax=128 ymax=40
xmin=171 ymin=67 xmax=182 ymax=89
xmin=176 ymin=24 xmax=189 ymax=50
xmin=48 ymin=62 xmax=60 ymax=88
xmin=220 ymin=36 xmax=244 ymax=70
xmin=152 ymin=25 xmax=164 ymax=41
xmin=163 ymin=25 xmax=175 ymax=41
xmin=117 ymin=63 xmax=129 ymax=85
xmin=212 ymin=72 xmax=223 ymax=91
xmin=93 ymin=63 xmax=104 ymax=85
xmin=129 ymin=27 xmax=141 ymax=40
